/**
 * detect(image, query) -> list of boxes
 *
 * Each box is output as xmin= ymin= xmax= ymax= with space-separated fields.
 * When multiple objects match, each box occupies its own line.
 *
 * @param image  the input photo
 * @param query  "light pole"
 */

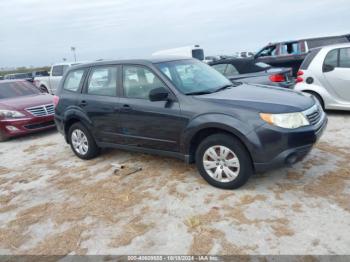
xmin=71 ymin=47 xmax=77 ymax=62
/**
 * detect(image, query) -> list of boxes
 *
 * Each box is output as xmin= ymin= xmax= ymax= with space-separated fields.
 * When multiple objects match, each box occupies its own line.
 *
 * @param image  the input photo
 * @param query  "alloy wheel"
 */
xmin=71 ymin=129 xmax=89 ymax=155
xmin=202 ymin=145 xmax=240 ymax=183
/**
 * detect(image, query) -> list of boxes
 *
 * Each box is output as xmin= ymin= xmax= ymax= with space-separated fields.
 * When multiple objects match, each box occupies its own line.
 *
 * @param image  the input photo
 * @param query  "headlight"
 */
xmin=0 ymin=109 xmax=25 ymax=119
xmin=260 ymin=112 xmax=309 ymax=129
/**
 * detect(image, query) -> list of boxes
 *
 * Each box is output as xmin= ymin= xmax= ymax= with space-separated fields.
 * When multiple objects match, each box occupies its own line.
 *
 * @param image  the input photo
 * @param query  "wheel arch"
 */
xmin=63 ymin=110 xmax=93 ymax=143
xmin=185 ymin=125 xmax=254 ymax=165
xmin=302 ymin=90 xmax=325 ymax=109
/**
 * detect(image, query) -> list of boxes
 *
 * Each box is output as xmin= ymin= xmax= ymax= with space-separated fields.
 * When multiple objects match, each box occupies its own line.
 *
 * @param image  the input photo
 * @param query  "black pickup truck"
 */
xmin=254 ymin=34 xmax=350 ymax=76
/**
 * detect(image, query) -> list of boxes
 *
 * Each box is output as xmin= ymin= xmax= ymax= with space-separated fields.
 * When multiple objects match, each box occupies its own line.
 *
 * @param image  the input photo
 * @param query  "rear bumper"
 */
xmin=0 ymin=115 xmax=55 ymax=139
xmin=252 ymin=112 xmax=327 ymax=172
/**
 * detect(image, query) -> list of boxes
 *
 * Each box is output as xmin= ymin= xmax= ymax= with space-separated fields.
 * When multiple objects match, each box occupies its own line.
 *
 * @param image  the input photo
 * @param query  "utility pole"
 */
xmin=71 ymin=47 xmax=77 ymax=62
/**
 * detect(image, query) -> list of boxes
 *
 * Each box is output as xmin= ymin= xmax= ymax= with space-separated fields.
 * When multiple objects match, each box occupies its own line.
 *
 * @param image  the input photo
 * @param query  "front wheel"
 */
xmin=68 ymin=122 xmax=100 ymax=160
xmin=195 ymin=134 xmax=253 ymax=189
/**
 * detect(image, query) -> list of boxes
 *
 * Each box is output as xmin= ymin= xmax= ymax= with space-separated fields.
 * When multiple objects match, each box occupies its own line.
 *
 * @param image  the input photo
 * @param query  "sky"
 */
xmin=0 ymin=0 xmax=349 ymax=67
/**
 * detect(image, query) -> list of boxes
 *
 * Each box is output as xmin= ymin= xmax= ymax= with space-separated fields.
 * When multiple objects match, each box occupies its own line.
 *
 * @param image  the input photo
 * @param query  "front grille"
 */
xmin=26 ymin=104 xmax=54 ymax=117
xmin=305 ymin=105 xmax=322 ymax=126
xmin=24 ymin=120 xmax=55 ymax=130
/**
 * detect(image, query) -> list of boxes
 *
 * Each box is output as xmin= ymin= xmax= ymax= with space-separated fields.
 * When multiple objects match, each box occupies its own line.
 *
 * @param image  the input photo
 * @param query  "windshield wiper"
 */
xmin=212 ymin=84 xmax=234 ymax=93
xmin=186 ymin=90 xmax=213 ymax=95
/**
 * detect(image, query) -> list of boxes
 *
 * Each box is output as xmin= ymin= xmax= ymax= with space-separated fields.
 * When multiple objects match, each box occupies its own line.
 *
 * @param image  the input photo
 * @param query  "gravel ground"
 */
xmin=0 ymin=111 xmax=349 ymax=255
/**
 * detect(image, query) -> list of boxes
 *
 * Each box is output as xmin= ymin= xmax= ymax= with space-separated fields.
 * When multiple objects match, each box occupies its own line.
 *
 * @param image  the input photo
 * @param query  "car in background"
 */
xmin=54 ymin=57 xmax=327 ymax=189
xmin=295 ymin=43 xmax=350 ymax=111
xmin=0 ymin=80 xmax=55 ymax=141
xmin=152 ymin=45 xmax=205 ymax=61
xmin=209 ymin=58 xmax=295 ymax=88
xmin=254 ymin=33 xmax=350 ymax=76
xmin=4 ymin=72 xmax=32 ymax=81
xmin=0 ymin=76 xmax=3 ymax=80
xmin=34 ymin=62 xmax=83 ymax=94
xmin=3 ymin=71 xmax=49 ymax=83
xmin=234 ymin=51 xmax=255 ymax=58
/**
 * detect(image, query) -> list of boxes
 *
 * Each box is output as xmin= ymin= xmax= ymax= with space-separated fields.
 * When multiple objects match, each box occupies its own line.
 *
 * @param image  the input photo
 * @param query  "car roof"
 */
xmin=69 ymin=56 xmax=193 ymax=69
xmin=266 ymin=33 xmax=350 ymax=46
xmin=317 ymin=43 xmax=350 ymax=50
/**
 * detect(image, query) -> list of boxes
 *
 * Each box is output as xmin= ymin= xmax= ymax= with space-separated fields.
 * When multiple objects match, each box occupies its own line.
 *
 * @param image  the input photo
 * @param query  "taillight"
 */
xmin=269 ymin=74 xmax=286 ymax=82
xmin=53 ymin=95 xmax=60 ymax=107
xmin=296 ymin=70 xmax=304 ymax=83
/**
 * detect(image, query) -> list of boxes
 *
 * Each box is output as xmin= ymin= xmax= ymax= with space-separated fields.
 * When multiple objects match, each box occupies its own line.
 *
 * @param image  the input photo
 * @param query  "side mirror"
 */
xmin=149 ymin=87 xmax=169 ymax=102
xmin=323 ymin=64 xmax=335 ymax=73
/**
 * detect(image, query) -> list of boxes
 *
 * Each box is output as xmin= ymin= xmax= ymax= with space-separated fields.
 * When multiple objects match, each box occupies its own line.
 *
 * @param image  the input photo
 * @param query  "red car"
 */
xmin=0 ymin=80 xmax=55 ymax=141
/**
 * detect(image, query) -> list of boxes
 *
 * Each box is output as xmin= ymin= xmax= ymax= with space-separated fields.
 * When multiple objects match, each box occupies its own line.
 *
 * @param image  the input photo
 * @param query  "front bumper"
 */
xmin=252 ymin=111 xmax=328 ymax=172
xmin=0 ymin=115 xmax=55 ymax=139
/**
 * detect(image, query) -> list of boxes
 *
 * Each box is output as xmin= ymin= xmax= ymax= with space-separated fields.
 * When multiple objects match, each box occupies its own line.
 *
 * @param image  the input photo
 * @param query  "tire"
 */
xmin=39 ymin=85 xmax=49 ymax=93
xmin=305 ymin=91 xmax=324 ymax=110
xmin=68 ymin=122 xmax=100 ymax=160
xmin=195 ymin=133 xmax=253 ymax=189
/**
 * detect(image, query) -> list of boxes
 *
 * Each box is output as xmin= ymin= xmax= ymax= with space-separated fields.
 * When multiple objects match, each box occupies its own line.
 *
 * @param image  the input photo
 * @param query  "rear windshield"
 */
xmin=300 ymin=48 xmax=321 ymax=70
xmin=0 ymin=81 xmax=41 ymax=99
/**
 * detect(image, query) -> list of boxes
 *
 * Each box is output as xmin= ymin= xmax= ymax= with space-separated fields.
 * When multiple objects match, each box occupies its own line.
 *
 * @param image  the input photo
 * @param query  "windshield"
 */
xmin=156 ymin=59 xmax=232 ymax=95
xmin=0 ymin=81 xmax=41 ymax=99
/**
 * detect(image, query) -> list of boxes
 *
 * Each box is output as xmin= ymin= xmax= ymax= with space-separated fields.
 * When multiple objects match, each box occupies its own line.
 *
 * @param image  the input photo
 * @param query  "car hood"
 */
xmin=195 ymin=83 xmax=314 ymax=113
xmin=0 ymin=94 xmax=54 ymax=111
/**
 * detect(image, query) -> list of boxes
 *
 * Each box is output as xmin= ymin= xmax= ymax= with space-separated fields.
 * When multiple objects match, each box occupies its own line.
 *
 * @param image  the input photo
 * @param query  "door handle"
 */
xmin=79 ymin=100 xmax=87 ymax=107
xmin=120 ymin=104 xmax=132 ymax=112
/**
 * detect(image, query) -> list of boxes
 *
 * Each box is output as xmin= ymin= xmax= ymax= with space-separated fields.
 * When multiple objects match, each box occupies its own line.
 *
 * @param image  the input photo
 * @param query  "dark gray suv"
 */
xmin=54 ymin=57 xmax=327 ymax=189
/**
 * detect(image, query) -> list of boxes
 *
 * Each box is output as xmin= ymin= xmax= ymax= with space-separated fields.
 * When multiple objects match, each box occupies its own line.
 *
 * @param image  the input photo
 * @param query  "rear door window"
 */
xmin=339 ymin=48 xmax=350 ymax=68
xmin=63 ymin=69 xmax=85 ymax=92
xmin=87 ymin=67 xmax=118 ymax=96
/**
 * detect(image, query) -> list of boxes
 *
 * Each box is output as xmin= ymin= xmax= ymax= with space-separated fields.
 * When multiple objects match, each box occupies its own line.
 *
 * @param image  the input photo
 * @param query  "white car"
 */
xmin=34 ymin=62 xmax=85 ymax=94
xmin=295 ymin=43 xmax=350 ymax=110
xmin=152 ymin=45 xmax=204 ymax=61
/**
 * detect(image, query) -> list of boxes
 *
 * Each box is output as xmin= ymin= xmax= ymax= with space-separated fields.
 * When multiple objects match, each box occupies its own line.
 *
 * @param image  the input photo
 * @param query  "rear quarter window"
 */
xmin=300 ymin=48 xmax=322 ymax=70
xmin=52 ymin=65 xmax=69 ymax=76
xmin=63 ymin=69 xmax=86 ymax=92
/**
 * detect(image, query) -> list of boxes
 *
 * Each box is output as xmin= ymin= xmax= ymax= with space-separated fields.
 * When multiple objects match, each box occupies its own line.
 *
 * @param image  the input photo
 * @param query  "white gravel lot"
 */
xmin=0 ymin=111 xmax=349 ymax=255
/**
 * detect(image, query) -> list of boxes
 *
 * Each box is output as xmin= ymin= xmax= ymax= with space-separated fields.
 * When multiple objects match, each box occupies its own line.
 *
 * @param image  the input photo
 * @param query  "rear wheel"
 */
xmin=195 ymin=133 xmax=252 ymax=189
xmin=68 ymin=122 xmax=100 ymax=159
